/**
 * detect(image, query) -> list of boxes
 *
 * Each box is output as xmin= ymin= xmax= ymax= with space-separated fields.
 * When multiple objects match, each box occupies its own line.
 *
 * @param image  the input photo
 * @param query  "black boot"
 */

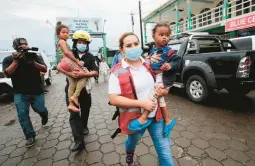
xmin=71 ymin=142 xmax=85 ymax=152
xmin=41 ymin=112 xmax=48 ymax=126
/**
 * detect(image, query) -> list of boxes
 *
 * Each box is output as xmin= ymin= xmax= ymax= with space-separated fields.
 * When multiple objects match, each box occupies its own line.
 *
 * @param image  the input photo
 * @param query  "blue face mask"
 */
xmin=125 ymin=47 xmax=143 ymax=61
xmin=77 ymin=44 xmax=87 ymax=52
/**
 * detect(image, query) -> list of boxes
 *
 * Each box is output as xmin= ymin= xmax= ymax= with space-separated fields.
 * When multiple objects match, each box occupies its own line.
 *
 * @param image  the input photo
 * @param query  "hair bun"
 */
xmin=56 ymin=21 xmax=62 ymax=27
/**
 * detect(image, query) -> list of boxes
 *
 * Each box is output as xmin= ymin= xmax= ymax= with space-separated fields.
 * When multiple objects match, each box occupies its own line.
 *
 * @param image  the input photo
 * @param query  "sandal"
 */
xmin=128 ymin=119 xmax=152 ymax=132
xmin=163 ymin=118 xmax=176 ymax=138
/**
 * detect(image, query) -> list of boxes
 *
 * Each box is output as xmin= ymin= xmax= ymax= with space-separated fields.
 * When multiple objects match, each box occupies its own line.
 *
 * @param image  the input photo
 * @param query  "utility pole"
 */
xmin=139 ymin=1 xmax=144 ymax=49
xmin=102 ymin=19 xmax=107 ymax=59
xmin=130 ymin=12 xmax=135 ymax=33
xmin=103 ymin=19 xmax=107 ymax=33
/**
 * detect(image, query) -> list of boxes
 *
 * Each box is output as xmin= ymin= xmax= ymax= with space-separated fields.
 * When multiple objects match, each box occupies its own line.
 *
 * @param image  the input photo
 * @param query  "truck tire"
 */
xmin=226 ymin=86 xmax=251 ymax=96
xmin=186 ymin=75 xmax=210 ymax=104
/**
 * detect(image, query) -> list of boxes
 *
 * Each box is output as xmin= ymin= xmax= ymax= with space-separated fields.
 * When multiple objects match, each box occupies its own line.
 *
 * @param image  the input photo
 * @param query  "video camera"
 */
xmin=16 ymin=46 xmax=38 ymax=53
xmin=13 ymin=38 xmax=39 ymax=62
xmin=13 ymin=38 xmax=38 ymax=52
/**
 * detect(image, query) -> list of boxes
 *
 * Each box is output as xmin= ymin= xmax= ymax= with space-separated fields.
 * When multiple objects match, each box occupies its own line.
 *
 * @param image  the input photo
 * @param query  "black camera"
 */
xmin=13 ymin=38 xmax=38 ymax=52
xmin=16 ymin=46 xmax=38 ymax=53
xmin=13 ymin=38 xmax=39 ymax=62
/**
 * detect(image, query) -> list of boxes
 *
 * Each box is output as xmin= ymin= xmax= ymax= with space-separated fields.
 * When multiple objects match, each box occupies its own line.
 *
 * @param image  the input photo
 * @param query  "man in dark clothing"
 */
xmin=57 ymin=30 xmax=99 ymax=152
xmin=2 ymin=38 xmax=48 ymax=148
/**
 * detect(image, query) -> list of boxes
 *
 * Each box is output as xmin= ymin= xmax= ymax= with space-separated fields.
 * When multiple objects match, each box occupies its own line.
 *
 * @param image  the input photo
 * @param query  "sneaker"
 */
xmin=83 ymin=128 xmax=89 ymax=136
xmin=25 ymin=137 xmax=35 ymax=148
xmin=41 ymin=112 xmax=48 ymax=126
xmin=71 ymin=142 xmax=85 ymax=152
xmin=126 ymin=150 xmax=135 ymax=166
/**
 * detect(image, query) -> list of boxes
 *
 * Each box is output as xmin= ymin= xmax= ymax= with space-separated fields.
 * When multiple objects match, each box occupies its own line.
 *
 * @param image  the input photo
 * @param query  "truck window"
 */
xmin=196 ymin=38 xmax=222 ymax=53
xmin=231 ymin=38 xmax=252 ymax=50
xmin=169 ymin=44 xmax=181 ymax=53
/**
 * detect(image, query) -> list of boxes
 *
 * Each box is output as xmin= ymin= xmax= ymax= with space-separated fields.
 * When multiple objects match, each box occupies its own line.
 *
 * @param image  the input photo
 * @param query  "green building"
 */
xmin=143 ymin=0 xmax=255 ymax=43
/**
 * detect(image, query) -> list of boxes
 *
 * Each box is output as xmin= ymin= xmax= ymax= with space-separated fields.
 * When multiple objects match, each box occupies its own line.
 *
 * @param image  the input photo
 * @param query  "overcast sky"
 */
xmin=0 ymin=0 xmax=168 ymax=55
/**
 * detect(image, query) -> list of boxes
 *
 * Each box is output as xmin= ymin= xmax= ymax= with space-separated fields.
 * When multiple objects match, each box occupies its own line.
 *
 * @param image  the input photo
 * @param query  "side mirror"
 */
xmin=187 ymin=40 xmax=199 ymax=53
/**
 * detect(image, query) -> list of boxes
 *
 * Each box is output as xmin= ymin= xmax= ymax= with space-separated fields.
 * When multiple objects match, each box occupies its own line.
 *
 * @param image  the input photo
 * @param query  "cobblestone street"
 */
xmin=0 ymin=72 xmax=255 ymax=166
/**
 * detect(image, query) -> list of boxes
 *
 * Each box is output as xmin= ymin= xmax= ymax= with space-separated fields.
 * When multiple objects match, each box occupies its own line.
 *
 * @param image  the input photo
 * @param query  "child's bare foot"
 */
xmin=71 ymin=96 xmax=79 ymax=106
xmin=68 ymin=103 xmax=80 ymax=112
xmin=137 ymin=116 xmax=149 ymax=124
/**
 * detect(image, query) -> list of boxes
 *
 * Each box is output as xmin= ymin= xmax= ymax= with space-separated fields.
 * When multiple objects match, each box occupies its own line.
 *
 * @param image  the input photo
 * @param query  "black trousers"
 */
xmin=65 ymin=80 xmax=91 ymax=143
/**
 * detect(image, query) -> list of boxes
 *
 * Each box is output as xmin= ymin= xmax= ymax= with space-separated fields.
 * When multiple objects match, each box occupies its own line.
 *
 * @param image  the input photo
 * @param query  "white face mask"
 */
xmin=125 ymin=47 xmax=143 ymax=61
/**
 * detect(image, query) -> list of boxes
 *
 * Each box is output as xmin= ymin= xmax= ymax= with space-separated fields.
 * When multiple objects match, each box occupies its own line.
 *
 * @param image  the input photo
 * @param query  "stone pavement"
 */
xmin=0 ymin=73 xmax=255 ymax=166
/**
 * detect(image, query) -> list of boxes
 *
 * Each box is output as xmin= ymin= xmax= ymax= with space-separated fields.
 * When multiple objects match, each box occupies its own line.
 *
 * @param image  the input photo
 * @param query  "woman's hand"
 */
xmin=155 ymin=84 xmax=169 ymax=96
xmin=140 ymin=99 xmax=157 ymax=112
xmin=162 ymin=63 xmax=171 ymax=71
xmin=65 ymin=71 xmax=78 ymax=78
xmin=73 ymin=69 xmax=84 ymax=78
xmin=78 ymin=61 xmax=84 ymax=67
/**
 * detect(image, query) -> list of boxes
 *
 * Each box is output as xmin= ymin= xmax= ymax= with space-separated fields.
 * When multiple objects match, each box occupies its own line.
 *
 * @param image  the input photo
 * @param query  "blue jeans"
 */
xmin=125 ymin=119 xmax=174 ymax=166
xmin=14 ymin=93 xmax=48 ymax=139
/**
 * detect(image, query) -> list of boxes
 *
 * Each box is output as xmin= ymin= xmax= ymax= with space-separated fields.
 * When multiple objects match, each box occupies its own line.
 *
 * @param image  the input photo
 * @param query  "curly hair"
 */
xmin=152 ymin=22 xmax=171 ymax=35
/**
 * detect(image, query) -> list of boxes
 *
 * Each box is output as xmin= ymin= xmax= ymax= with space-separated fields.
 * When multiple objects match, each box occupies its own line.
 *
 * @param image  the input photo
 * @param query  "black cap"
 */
xmin=13 ymin=38 xmax=27 ymax=50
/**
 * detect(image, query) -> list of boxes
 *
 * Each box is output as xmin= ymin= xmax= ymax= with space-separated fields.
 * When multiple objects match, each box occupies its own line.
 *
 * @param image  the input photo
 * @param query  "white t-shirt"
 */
xmin=99 ymin=61 xmax=110 ymax=74
xmin=108 ymin=58 xmax=158 ymax=118
xmin=78 ymin=53 xmax=84 ymax=59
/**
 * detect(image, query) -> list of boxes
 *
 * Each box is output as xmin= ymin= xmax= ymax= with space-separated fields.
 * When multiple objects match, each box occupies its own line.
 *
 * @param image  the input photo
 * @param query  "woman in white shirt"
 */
xmin=108 ymin=32 xmax=174 ymax=166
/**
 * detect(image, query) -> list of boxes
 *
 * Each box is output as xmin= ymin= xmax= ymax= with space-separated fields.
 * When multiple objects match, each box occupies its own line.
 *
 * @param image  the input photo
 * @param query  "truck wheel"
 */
xmin=186 ymin=75 xmax=210 ymax=104
xmin=226 ymin=86 xmax=251 ymax=96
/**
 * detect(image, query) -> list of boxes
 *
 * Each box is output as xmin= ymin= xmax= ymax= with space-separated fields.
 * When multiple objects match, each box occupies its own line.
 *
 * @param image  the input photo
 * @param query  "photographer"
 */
xmin=2 ymin=38 xmax=49 ymax=148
